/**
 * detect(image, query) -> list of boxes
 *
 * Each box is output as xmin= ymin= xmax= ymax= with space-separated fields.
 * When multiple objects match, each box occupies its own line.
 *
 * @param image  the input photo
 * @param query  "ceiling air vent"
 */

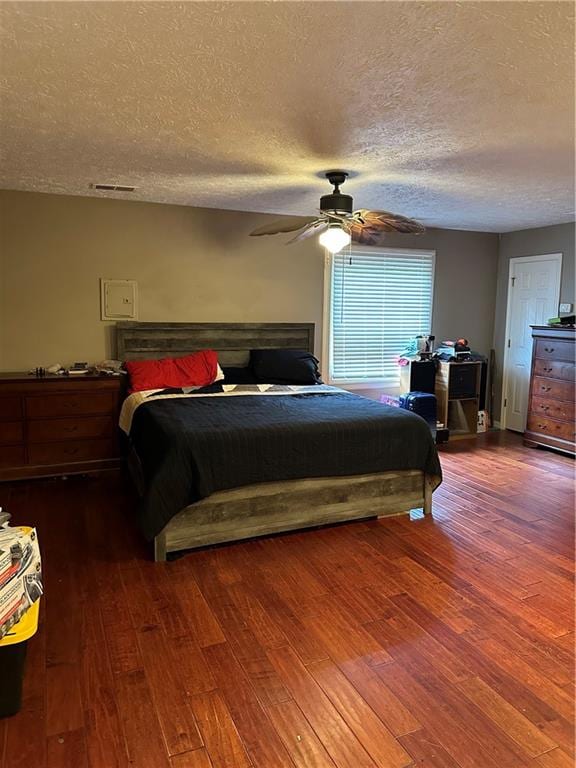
xmin=90 ymin=183 xmax=135 ymax=192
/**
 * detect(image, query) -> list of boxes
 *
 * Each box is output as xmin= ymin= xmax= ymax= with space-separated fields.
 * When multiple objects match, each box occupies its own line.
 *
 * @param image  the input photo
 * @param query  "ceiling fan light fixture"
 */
xmin=319 ymin=223 xmax=351 ymax=254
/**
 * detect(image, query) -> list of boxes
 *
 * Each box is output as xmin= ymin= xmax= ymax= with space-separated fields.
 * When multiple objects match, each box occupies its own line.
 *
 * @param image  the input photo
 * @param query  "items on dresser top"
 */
xmin=524 ymin=326 xmax=575 ymax=456
xmin=0 ymin=373 xmax=124 ymax=480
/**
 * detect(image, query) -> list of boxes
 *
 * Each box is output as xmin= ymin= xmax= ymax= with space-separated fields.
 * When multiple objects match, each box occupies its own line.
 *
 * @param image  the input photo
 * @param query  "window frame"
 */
xmin=322 ymin=245 xmax=436 ymax=388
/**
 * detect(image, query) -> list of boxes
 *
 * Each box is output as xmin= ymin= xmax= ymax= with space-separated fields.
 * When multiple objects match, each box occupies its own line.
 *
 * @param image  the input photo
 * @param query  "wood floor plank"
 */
xmin=164 ymin=560 xmax=226 ymax=646
xmin=241 ymin=567 xmax=330 ymax=665
xmin=535 ymin=748 xmax=576 ymax=768
xmin=189 ymin=556 xmax=292 ymax=705
xmin=166 ymin=634 xmax=217 ymax=696
xmin=375 ymin=658 xmax=526 ymax=768
xmin=399 ymin=728 xmax=462 ymax=767
xmin=227 ymin=580 xmax=288 ymax=650
xmin=78 ymin=601 xmax=128 ymax=768
xmin=98 ymin=568 xmax=144 ymax=675
xmin=307 ymin=658 xmax=413 ymax=768
xmin=190 ymin=690 xmax=253 ymax=768
xmin=301 ymin=595 xmax=394 ymax=666
xmin=265 ymin=699 xmax=337 ymax=768
xmin=471 ymin=634 xmax=574 ymax=722
xmin=337 ymin=658 xmax=421 ymax=738
xmin=267 ymin=645 xmax=380 ymax=768
xmin=114 ymin=669 xmax=172 ymax=768
xmin=46 ymin=728 xmax=90 ymax=768
xmin=202 ymin=641 xmax=295 ymax=767
xmin=136 ymin=626 xmax=204 ymax=756
xmin=384 ymin=593 xmax=575 ymax=757
xmin=45 ymin=663 xmax=84 ymax=737
xmin=170 ymin=748 xmax=214 ymax=768
xmin=456 ymin=676 xmax=558 ymax=757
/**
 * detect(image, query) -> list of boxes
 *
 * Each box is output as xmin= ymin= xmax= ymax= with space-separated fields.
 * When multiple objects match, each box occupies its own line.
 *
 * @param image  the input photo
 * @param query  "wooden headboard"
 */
xmin=116 ymin=322 xmax=315 ymax=366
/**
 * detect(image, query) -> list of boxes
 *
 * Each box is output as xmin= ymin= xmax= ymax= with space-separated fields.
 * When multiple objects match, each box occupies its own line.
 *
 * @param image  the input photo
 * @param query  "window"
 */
xmin=326 ymin=247 xmax=435 ymax=386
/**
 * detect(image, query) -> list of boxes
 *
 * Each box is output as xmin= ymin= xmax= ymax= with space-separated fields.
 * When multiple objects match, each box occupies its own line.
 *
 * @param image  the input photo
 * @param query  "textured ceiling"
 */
xmin=0 ymin=1 xmax=574 ymax=232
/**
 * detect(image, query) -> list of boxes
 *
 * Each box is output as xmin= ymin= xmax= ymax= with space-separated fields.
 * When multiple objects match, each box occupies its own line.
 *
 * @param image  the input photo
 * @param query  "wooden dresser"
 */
xmin=524 ymin=326 xmax=575 ymax=456
xmin=0 ymin=373 xmax=124 ymax=480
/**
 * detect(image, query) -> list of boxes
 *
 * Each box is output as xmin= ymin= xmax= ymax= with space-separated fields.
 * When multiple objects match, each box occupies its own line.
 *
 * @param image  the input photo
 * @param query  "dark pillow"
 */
xmin=250 ymin=349 xmax=323 ymax=384
xmin=221 ymin=366 xmax=259 ymax=385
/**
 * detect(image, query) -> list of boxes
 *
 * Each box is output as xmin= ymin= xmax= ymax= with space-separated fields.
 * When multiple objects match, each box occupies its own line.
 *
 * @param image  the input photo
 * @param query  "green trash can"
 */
xmin=0 ymin=597 xmax=40 ymax=718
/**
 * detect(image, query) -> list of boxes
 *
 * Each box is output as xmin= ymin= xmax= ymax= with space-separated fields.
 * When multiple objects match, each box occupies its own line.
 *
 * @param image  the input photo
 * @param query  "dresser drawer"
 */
xmin=26 ymin=392 xmax=116 ymax=419
xmin=532 ymin=376 xmax=574 ymax=402
xmin=28 ymin=416 xmax=114 ymax=443
xmin=530 ymin=396 xmax=575 ymax=423
xmin=0 ymin=445 xmax=25 ymax=468
xmin=535 ymin=338 xmax=575 ymax=362
xmin=526 ymin=414 xmax=576 ymax=443
xmin=533 ymin=358 xmax=575 ymax=381
xmin=0 ymin=422 xmax=24 ymax=446
xmin=28 ymin=438 xmax=117 ymax=466
xmin=0 ymin=397 xmax=22 ymax=422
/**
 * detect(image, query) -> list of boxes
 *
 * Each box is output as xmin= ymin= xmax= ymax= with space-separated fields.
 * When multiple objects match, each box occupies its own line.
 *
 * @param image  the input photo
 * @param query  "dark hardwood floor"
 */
xmin=0 ymin=431 xmax=574 ymax=768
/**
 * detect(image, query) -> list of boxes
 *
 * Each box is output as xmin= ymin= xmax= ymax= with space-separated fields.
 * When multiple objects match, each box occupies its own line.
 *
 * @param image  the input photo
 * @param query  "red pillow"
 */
xmin=126 ymin=350 xmax=219 ymax=393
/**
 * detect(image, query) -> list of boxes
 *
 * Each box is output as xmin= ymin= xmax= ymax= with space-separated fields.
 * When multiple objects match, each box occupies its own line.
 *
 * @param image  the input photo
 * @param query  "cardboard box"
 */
xmin=0 ymin=527 xmax=42 ymax=639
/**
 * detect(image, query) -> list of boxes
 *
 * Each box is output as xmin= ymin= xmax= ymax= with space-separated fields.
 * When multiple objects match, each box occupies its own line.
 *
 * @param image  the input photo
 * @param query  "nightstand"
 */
xmin=0 ymin=373 xmax=124 ymax=480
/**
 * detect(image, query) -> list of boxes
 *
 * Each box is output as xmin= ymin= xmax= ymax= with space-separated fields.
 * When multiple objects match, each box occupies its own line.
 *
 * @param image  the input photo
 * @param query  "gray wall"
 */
xmin=367 ymin=228 xmax=499 ymax=358
xmin=0 ymin=191 xmax=499 ymax=390
xmin=492 ymin=222 xmax=576 ymax=418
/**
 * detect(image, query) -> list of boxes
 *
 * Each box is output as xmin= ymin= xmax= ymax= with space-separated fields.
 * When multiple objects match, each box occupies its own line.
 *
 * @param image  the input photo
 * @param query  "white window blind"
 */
xmin=329 ymin=248 xmax=435 ymax=385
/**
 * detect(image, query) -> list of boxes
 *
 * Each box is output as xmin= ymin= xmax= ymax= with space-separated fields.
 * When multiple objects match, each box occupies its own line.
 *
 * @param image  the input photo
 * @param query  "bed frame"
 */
xmin=117 ymin=321 xmax=435 ymax=561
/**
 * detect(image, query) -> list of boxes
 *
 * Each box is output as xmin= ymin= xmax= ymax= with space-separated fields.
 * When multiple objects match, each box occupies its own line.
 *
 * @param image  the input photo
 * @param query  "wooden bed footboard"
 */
xmin=153 ymin=469 xmax=435 ymax=562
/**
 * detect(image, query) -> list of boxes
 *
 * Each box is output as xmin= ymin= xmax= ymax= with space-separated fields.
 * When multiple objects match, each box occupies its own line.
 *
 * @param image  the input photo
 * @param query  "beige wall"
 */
xmin=0 ymin=190 xmax=499 ymax=382
xmin=492 ymin=221 xmax=576 ymax=419
xmin=0 ymin=191 xmax=324 ymax=370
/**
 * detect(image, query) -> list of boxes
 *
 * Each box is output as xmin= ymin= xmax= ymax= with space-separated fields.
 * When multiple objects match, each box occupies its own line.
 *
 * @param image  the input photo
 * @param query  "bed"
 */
xmin=117 ymin=322 xmax=442 ymax=561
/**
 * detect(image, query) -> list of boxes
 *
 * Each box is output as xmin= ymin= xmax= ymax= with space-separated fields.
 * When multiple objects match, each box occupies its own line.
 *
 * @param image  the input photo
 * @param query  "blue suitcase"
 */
xmin=399 ymin=391 xmax=437 ymax=439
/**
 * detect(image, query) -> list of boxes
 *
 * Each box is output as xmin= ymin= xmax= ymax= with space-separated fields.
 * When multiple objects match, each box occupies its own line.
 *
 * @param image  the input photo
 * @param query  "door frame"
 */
xmin=500 ymin=252 xmax=562 ymax=429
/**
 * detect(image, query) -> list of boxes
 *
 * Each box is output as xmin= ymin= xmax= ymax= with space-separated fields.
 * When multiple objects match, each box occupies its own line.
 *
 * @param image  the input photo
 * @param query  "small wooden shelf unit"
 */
xmin=435 ymin=361 xmax=482 ymax=439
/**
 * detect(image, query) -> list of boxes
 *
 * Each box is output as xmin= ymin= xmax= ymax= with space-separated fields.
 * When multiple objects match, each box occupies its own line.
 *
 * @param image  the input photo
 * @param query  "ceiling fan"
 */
xmin=250 ymin=171 xmax=425 ymax=254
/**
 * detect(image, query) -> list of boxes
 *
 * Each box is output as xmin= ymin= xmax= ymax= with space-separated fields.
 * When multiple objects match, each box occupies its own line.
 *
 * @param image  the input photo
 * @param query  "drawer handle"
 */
xmin=540 ymin=386 xmax=551 ymax=392
xmin=544 ymin=346 xmax=554 ymax=353
xmin=64 ymin=447 xmax=79 ymax=456
xmin=63 ymin=426 xmax=78 ymax=433
xmin=541 ymin=405 xmax=549 ymax=411
xmin=537 ymin=424 xmax=548 ymax=430
xmin=542 ymin=367 xmax=553 ymax=373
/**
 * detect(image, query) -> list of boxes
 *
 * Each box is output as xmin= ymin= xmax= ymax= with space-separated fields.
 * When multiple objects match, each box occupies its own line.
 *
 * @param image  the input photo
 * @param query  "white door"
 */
xmin=503 ymin=254 xmax=562 ymax=432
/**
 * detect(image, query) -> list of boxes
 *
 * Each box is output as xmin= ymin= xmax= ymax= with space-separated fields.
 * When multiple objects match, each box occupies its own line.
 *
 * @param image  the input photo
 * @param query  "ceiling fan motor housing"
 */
xmin=321 ymin=171 xmax=353 ymax=215
xmin=320 ymin=192 xmax=353 ymax=215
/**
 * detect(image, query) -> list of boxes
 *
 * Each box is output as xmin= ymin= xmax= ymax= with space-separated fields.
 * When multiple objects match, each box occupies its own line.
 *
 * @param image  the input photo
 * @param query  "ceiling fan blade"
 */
xmin=286 ymin=219 xmax=328 ymax=244
xmin=250 ymin=216 xmax=318 ymax=236
xmin=352 ymin=209 xmax=426 ymax=236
